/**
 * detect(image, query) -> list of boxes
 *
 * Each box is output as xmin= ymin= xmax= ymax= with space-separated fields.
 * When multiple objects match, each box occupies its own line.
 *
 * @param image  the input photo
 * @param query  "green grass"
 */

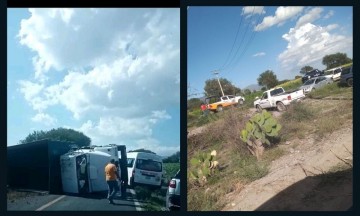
xmin=187 ymin=109 xmax=220 ymax=128
xmin=163 ymin=163 xmax=180 ymax=184
xmin=133 ymin=186 xmax=167 ymax=211
xmin=308 ymin=82 xmax=352 ymax=99
xmin=275 ymin=78 xmax=303 ymax=91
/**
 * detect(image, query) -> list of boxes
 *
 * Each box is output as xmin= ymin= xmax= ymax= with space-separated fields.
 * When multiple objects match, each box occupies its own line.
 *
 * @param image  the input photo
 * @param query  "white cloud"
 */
xmin=278 ymin=23 xmax=352 ymax=76
xmin=16 ymin=8 xmax=180 ymax=155
xmin=242 ymin=6 xmax=265 ymax=17
xmin=77 ymin=115 xmax=177 ymax=156
xmin=295 ymin=7 xmax=323 ymax=29
xmin=135 ymin=138 xmax=179 ymax=156
xmin=324 ymin=10 xmax=334 ymax=19
xmin=18 ymin=80 xmax=44 ymax=101
xmin=18 ymin=8 xmax=179 ymax=118
xmin=31 ymin=112 xmax=57 ymax=126
xmin=253 ymin=52 xmax=266 ymax=57
xmin=149 ymin=110 xmax=171 ymax=124
xmin=255 ymin=7 xmax=304 ymax=31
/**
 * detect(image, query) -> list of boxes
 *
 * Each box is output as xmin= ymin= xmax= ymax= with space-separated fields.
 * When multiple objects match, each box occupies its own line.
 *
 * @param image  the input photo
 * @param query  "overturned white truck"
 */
xmin=60 ymin=145 xmax=128 ymax=196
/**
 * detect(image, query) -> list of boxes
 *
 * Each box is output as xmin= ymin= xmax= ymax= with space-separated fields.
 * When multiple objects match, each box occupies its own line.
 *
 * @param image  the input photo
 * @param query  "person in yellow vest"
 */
xmin=105 ymin=159 xmax=120 ymax=204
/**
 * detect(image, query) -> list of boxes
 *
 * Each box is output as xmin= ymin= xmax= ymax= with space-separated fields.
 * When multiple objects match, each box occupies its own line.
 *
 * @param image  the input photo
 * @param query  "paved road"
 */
xmin=8 ymin=189 xmax=143 ymax=211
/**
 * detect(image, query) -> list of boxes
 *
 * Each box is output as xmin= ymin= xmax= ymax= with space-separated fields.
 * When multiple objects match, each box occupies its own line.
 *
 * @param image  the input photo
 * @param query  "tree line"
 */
xmin=195 ymin=52 xmax=352 ymax=100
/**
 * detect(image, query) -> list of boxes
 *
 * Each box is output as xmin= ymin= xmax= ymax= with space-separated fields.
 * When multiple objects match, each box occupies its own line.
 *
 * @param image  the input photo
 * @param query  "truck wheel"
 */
xmin=276 ymin=102 xmax=286 ymax=112
xmin=216 ymin=106 xmax=223 ymax=112
xmin=256 ymin=105 xmax=262 ymax=112
xmin=347 ymin=78 xmax=353 ymax=87
xmin=238 ymin=99 xmax=244 ymax=106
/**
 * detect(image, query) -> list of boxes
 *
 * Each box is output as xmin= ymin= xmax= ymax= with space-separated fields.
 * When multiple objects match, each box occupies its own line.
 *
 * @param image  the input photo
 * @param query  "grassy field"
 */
xmin=187 ymin=80 xmax=353 ymax=211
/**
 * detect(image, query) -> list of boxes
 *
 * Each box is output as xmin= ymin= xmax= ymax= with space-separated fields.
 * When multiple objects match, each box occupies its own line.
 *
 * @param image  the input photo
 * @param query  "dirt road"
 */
xmin=223 ymin=123 xmax=353 ymax=211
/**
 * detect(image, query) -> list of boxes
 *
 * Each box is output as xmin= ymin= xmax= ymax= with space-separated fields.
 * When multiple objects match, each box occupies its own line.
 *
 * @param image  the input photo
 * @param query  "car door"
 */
xmin=259 ymin=92 xmax=271 ymax=108
xmin=315 ymin=77 xmax=326 ymax=88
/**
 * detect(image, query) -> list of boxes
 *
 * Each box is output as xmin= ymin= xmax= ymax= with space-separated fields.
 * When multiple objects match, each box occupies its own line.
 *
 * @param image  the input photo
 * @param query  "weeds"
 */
xmin=308 ymin=82 xmax=352 ymax=99
xmin=133 ymin=186 xmax=167 ymax=211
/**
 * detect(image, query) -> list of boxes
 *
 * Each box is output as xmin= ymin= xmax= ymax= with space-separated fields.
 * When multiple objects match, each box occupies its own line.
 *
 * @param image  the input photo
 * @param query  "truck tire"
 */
xmin=238 ymin=99 xmax=244 ymax=106
xmin=217 ymin=106 xmax=223 ymax=112
xmin=256 ymin=105 xmax=262 ymax=112
xmin=347 ymin=78 xmax=353 ymax=87
xmin=276 ymin=102 xmax=286 ymax=112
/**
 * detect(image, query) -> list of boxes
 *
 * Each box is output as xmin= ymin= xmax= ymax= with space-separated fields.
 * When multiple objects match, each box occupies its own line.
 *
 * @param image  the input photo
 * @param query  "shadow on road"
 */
xmin=255 ymin=168 xmax=352 ymax=211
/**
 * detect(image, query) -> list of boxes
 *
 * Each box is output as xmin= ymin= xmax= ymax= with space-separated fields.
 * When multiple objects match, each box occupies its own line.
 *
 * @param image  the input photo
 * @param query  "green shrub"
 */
xmin=240 ymin=110 xmax=282 ymax=159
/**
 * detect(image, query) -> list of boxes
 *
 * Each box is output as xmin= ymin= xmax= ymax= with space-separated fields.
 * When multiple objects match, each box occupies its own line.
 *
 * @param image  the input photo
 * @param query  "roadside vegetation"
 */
xmin=132 ymin=162 xmax=180 ymax=211
xmin=307 ymin=82 xmax=352 ymax=99
xmin=187 ymin=84 xmax=352 ymax=211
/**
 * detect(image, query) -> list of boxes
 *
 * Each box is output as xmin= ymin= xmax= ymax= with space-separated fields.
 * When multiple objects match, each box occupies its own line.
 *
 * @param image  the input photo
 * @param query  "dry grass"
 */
xmin=187 ymin=91 xmax=353 ymax=211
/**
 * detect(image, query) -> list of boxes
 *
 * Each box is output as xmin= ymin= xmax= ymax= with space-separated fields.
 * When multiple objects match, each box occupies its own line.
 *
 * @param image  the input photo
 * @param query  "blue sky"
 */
xmin=7 ymin=8 xmax=180 ymax=157
xmin=188 ymin=6 xmax=353 ymax=96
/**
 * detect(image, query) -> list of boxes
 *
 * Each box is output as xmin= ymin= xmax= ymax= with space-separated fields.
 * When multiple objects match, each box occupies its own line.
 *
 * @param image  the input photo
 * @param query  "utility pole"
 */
xmin=212 ymin=70 xmax=225 ymax=97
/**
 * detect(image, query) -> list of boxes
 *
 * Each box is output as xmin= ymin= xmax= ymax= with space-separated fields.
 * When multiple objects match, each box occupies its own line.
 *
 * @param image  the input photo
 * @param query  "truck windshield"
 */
xmin=136 ymin=159 xmax=162 ymax=172
xmin=270 ymin=88 xmax=284 ymax=96
xmin=303 ymin=79 xmax=315 ymax=85
xmin=127 ymin=158 xmax=135 ymax=167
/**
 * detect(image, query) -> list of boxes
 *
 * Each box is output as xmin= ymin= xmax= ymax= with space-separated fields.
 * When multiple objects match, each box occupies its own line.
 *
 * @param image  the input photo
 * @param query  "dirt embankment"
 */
xmin=222 ymin=122 xmax=353 ymax=211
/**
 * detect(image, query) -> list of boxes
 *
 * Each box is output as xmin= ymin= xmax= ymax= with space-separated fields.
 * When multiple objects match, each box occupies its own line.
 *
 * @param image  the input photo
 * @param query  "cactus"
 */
xmin=240 ymin=110 xmax=281 ymax=159
xmin=189 ymin=150 xmax=219 ymax=185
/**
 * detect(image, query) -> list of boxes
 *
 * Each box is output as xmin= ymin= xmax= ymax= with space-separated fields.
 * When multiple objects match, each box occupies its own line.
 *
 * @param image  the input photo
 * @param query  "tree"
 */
xmin=257 ymin=70 xmax=278 ymax=89
xmin=163 ymin=151 xmax=180 ymax=163
xmin=19 ymin=127 xmax=91 ymax=147
xmin=322 ymin=52 xmax=352 ymax=69
xmin=244 ymin=89 xmax=252 ymax=95
xmin=204 ymin=78 xmax=241 ymax=97
xmin=128 ymin=149 xmax=156 ymax=154
xmin=299 ymin=66 xmax=314 ymax=74
xmin=187 ymin=98 xmax=203 ymax=111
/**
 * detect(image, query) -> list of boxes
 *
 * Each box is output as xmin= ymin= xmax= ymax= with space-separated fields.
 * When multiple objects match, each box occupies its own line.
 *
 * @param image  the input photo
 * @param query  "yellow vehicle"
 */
xmin=205 ymin=95 xmax=245 ymax=112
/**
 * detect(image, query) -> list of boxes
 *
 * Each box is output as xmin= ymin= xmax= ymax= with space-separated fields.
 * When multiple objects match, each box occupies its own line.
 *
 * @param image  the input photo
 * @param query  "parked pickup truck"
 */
xmin=254 ymin=87 xmax=305 ymax=112
xmin=206 ymin=95 xmax=245 ymax=112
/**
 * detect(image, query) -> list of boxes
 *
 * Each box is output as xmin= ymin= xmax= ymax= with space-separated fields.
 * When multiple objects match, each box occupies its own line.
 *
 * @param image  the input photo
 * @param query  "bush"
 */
xmin=281 ymin=102 xmax=315 ymax=122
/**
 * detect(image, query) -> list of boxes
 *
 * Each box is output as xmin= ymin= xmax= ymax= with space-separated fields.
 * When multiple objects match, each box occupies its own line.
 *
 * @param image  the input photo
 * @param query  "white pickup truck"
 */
xmin=206 ymin=95 xmax=245 ymax=112
xmin=254 ymin=87 xmax=305 ymax=112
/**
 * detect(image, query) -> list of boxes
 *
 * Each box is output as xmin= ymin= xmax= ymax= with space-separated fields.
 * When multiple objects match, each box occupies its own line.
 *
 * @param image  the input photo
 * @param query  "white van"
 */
xmin=324 ymin=67 xmax=342 ymax=81
xmin=125 ymin=152 xmax=163 ymax=188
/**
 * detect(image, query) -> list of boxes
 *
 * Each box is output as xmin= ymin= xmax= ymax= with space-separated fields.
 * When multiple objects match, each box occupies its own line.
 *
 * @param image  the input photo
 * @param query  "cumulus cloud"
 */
xmin=255 ymin=6 xmax=304 ymax=31
xmin=16 ymin=8 xmax=179 ymax=155
xmin=278 ymin=23 xmax=352 ymax=75
xmin=31 ymin=112 xmax=57 ymax=126
xmin=295 ymin=7 xmax=323 ymax=29
xmin=253 ymin=52 xmax=266 ymax=57
xmin=324 ymin=10 xmax=334 ymax=19
xmin=242 ymin=6 xmax=265 ymax=17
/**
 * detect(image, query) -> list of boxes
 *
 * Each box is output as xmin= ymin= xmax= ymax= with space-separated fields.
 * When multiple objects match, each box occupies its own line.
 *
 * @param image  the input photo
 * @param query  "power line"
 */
xmin=222 ymin=6 xmax=256 ymax=72
xmin=219 ymin=7 xmax=244 ymax=71
xmin=226 ymin=7 xmax=266 ymax=73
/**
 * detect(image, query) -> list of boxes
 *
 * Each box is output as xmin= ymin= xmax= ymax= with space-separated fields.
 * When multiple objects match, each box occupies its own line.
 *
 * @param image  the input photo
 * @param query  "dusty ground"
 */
xmin=221 ymin=100 xmax=353 ymax=211
xmin=188 ymin=98 xmax=353 ymax=211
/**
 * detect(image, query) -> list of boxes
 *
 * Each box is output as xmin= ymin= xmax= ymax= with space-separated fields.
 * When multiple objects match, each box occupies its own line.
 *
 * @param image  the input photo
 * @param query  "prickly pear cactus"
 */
xmin=189 ymin=150 xmax=219 ymax=185
xmin=240 ymin=110 xmax=281 ymax=159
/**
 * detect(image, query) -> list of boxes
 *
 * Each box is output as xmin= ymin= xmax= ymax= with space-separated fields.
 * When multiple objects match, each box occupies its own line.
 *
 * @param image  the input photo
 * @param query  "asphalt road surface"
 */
xmin=7 ymin=189 xmax=143 ymax=211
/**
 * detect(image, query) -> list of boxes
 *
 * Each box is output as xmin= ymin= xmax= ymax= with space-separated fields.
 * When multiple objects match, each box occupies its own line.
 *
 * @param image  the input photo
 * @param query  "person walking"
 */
xmin=200 ymin=103 xmax=207 ymax=116
xmin=105 ymin=159 xmax=120 ymax=204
